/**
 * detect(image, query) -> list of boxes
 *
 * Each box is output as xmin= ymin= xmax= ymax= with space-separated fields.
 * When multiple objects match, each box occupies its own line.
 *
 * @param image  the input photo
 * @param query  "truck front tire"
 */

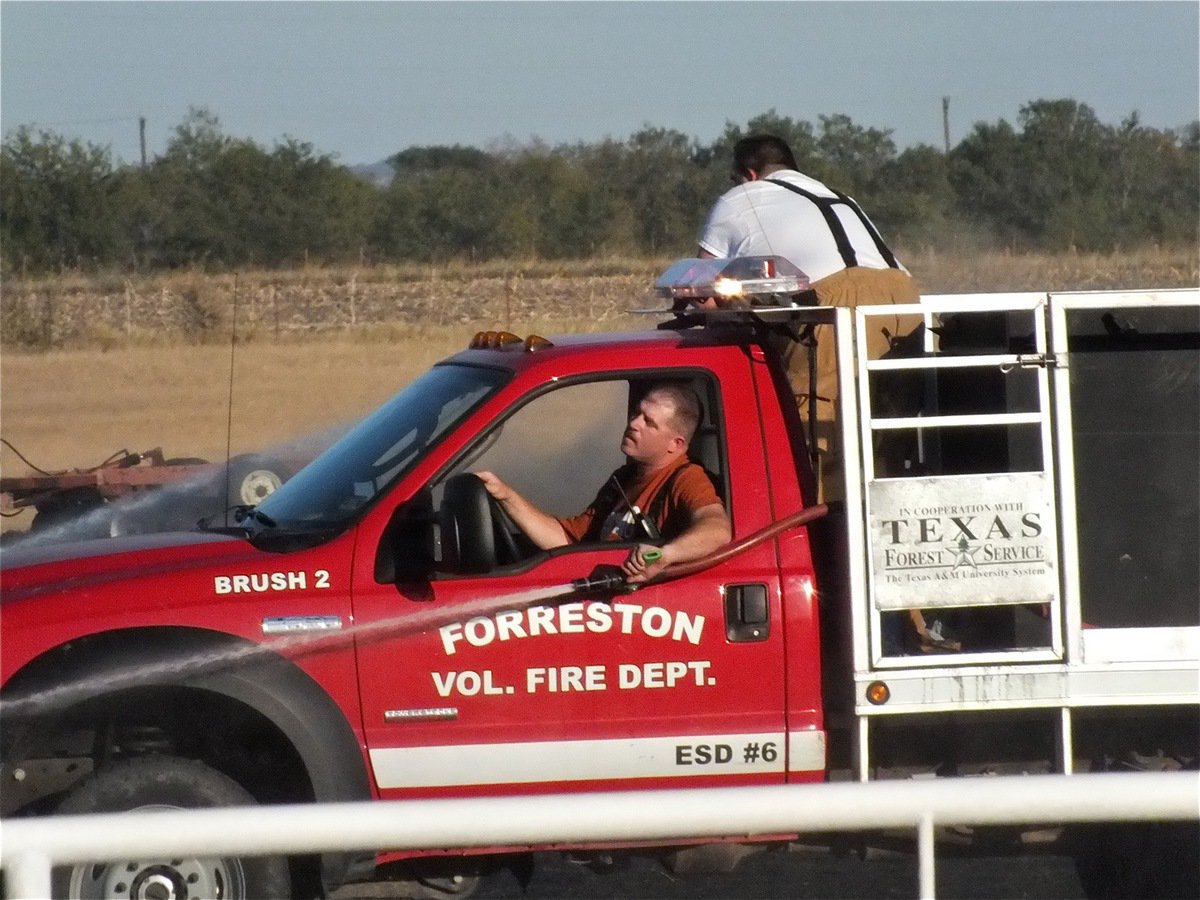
xmin=53 ymin=755 xmax=291 ymax=900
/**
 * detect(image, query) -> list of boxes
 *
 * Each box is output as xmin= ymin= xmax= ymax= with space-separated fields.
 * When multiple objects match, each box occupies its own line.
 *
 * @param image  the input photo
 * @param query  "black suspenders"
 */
xmin=587 ymin=462 xmax=697 ymax=543
xmin=644 ymin=462 xmax=694 ymax=536
xmin=765 ymin=178 xmax=900 ymax=270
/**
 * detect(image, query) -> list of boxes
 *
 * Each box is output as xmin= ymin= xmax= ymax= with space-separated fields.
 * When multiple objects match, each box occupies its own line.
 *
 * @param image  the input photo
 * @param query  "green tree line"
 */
xmin=2 ymin=100 xmax=1196 ymax=274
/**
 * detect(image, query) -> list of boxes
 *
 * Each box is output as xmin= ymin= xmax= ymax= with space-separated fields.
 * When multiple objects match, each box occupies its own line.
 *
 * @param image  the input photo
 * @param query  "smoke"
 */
xmin=2 ymin=424 xmax=351 ymax=549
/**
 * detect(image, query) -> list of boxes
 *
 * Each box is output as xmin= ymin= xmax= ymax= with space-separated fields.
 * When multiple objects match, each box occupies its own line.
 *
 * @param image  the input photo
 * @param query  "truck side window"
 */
xmin=454 ymin=380 xmax=630 ymax=518
xmin=441 ymin=375 xmax=726 ymax=550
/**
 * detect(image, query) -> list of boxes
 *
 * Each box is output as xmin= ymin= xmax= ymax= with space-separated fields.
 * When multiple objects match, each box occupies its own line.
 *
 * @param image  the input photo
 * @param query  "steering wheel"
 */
xmin=439 ymin=473 xmax=524 ymax=573
xmin=487 ymin=494 xmax=521 ymax=564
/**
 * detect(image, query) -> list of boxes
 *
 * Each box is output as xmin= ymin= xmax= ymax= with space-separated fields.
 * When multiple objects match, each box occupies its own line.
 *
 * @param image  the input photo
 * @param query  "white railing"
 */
xmin=2 ymin=772 xmax=1197 ymax=900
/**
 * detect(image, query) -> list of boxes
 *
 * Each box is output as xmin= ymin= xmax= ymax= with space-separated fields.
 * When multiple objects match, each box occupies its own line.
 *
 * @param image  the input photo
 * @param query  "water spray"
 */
xmin=1 ymin=508 xmax=825 ymax=718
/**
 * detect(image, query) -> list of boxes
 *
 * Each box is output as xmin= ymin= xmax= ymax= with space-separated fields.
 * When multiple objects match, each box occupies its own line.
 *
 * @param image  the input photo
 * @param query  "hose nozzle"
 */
xmin=569 ymin=550 xmax=661 ymax=595
xmin=570 ymin=571 xmax=628 ymax=593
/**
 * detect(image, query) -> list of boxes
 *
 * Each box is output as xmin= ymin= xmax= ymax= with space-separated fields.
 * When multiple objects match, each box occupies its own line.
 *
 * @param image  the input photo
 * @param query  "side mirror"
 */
xmin=374 ymin=488 xmax=436 ymax=585
xmin=438 ymin=473 xmax=497 ymax=575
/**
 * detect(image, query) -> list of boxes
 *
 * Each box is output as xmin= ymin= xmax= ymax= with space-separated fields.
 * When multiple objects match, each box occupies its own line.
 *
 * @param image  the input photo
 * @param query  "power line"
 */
xmin=19 ymin=116 xmax=143 ymax=128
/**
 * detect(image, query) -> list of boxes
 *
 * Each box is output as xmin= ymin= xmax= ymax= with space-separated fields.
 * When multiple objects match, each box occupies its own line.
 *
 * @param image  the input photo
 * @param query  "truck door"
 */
xmin=353 ymin=371 xmax=794 ymax=799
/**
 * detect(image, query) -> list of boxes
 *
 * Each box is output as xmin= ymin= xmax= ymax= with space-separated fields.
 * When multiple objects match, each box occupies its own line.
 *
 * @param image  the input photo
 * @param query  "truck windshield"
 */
xmin=255 ymin=363 xmax=509 ymax=530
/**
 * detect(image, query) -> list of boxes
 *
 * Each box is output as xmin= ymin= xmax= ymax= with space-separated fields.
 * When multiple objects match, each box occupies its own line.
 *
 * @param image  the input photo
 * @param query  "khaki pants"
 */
xmin=784 ymin=267 xmax=921 ymax=503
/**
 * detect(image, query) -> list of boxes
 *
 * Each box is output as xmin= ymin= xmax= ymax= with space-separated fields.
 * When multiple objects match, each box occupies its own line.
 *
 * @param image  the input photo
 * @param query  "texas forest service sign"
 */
xmin=868 ymin=473 xmax=1057 ymax=610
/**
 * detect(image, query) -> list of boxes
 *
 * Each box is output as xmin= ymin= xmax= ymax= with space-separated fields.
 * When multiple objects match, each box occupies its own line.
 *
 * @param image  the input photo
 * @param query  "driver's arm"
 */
xmin=624 ymin=502 xmax=732 ymax=583
xmin=475 ymin=471 xmax=570 ymax=550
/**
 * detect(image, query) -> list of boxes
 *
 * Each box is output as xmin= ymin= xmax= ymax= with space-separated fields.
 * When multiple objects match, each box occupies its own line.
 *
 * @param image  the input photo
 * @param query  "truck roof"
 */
xmin=442 ymin=322 xmax=758 ymax=371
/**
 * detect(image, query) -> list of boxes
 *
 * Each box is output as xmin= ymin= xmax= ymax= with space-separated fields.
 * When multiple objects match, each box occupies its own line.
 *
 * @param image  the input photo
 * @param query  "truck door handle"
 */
xmin=725 ymin=584 xmax=770 ymax=642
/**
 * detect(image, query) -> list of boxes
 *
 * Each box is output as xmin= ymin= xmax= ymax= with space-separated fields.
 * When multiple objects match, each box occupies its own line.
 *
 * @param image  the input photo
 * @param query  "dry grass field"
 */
xmin=2 ymin=247 xmax=1196 ymax=533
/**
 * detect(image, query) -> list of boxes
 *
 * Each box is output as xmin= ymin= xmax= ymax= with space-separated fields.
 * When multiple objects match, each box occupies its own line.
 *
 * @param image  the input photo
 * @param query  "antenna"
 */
xmin=223 ymin=273 xmax=238 ymax=526
xmin=740 ymin=182 xmax=778 ymax=259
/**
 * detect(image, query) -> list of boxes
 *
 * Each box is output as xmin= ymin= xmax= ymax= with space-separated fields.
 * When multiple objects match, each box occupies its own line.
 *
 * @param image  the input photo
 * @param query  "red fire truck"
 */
xmin=2 ymin=259 xmax=1196 ymax=899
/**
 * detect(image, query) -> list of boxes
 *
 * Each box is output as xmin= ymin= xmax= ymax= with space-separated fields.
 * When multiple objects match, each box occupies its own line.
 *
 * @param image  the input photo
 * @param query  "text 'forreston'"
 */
xmin=439 ymin=601 xmax=705 ymax=655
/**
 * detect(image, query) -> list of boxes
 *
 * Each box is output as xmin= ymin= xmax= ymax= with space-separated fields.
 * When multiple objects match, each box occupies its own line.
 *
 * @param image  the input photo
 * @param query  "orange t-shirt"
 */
xmin=558 ymin=456 xmax=721 ymax=544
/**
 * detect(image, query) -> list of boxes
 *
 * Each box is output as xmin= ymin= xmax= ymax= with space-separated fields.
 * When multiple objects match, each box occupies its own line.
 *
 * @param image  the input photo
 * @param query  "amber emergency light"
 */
xmin=468 ymin=331 xmax=553 ymax=352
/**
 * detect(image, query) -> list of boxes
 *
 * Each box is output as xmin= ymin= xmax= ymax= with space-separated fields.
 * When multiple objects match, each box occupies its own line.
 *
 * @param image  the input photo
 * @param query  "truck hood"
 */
xmin=0 ymin=531 xmax=259 ymax=601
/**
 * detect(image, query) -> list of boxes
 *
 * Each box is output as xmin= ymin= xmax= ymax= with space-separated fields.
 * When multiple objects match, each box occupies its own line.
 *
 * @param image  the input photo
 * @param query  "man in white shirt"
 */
xmin=697 ymin=134 xmax=920 ymax=503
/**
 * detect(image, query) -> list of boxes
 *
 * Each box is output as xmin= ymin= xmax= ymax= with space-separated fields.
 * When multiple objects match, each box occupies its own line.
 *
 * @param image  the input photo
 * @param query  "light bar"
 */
xmin=654 ymin=257 xmax=812 ymax=304
xmin=469 ymin=331 xmax=523 ymax=349
xmin=467 ymin=331 xmax=554 ymax=352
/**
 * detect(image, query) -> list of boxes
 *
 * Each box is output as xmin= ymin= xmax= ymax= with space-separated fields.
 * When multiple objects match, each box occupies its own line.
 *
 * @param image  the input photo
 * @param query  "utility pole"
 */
xmin=942 ymin=97 xmax=951 ymax=155
xmin=139 ymin=117 xmax=147 ymax=168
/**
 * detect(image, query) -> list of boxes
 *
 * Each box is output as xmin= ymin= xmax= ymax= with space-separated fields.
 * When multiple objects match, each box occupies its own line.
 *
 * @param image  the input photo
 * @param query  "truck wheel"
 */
xmin=226 ymin=455 xmax=287 ymax=508
xmin=53 ymin=755 xmax=291 ymax=900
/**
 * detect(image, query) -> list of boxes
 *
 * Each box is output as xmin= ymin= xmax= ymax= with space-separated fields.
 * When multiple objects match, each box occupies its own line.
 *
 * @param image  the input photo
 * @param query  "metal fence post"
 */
xmin=917 ymin=812 xmax=936 ymax=899
xmin=5 ymin=851 xmax=52 ymax=900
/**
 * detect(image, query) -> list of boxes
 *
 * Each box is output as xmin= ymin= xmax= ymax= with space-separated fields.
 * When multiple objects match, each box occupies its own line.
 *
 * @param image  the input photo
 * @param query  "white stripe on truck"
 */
xmin=370 ymin=730 xmax=825 ymax=788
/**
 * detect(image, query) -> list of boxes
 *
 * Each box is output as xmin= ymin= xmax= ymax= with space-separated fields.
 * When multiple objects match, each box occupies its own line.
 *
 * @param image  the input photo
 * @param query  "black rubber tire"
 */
xmin=1073 ymin=820 xmax=1200 ymax=899
xmin=53 ymin=755 xmax=292 ymax=899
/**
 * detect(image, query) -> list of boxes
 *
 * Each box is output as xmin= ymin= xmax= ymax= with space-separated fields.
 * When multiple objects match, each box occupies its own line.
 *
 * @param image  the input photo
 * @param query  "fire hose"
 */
xmin=571 ymin=503 xmax=829 ymax=593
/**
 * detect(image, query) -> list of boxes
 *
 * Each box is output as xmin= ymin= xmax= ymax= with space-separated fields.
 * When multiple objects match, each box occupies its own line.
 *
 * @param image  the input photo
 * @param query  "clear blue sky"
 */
xmin=2 ymin=1 xmax=1197 ymax=167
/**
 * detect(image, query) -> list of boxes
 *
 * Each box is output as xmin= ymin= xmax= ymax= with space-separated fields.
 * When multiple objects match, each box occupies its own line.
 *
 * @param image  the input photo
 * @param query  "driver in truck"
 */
xmin=476 ymin=382 xmax=731 ymax=584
